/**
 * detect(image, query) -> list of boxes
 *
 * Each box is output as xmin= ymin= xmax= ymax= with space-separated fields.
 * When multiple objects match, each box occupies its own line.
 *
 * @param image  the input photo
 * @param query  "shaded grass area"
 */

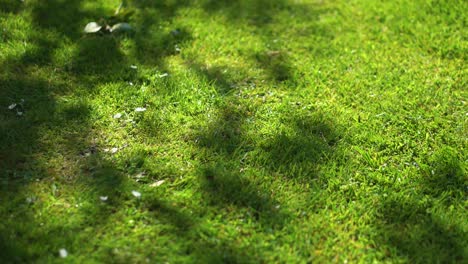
xmin=0 ymin=0 xmax=467 ymax=263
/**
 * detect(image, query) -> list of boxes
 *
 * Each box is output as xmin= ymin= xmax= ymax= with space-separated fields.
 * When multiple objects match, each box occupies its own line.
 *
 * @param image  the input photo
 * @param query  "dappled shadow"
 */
xmin=199 ymin=164 xmax=289 ymax=228
xmin=422 ymin=147 xmax=465 ymax=200
xmin=374 ymin=147 xmax=466 ymax=262
xmin=202 ymin=0 xmax=289 ymax=25
xmin=192 ymin=83 xmax=339 ymax=230
xmin=377 ymin=198 xmax=465 ymax=263
xmin=257 ymin=113 xmax=339 ymax=179
xmin=195 ymin=125 xmax=336 ymax=229
xmin=0 ymin=1 xmax=132 ymax=260
xmin=31 ymin=0 xmax=105 ymax=39
xmin=186 ymin=62 xmax=242 ymax=95
xmin=253 ymin=50 xmax=294 ymax=83
xmin=142 ymin=196 xmax=261 ymax=263
xmin=0 ymin=0 xmax=338 ymax=262
xmin=144 ymin=198 xmax=195 ymax=232
xmin=0 ymin=0 xmax=23 ymax=13
xmin=133 ymin=26 xmax=192 ymax=67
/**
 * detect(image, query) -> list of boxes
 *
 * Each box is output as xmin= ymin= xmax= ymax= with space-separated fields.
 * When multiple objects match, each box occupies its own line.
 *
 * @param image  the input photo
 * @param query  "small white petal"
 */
xmin=135 ymin=107 xmax=146 ymax=112
xmin=59 ymin=248 xmax=68 ymax=258
xmin=110 ymin=147 xmax=119 ymax=154
xmin=103 ymin=148 xmax=110 ymax=152
xmin=150 ymin=180 xmax=165 ymax=187
xmin=113 ymin=113 xmax=122 ymax=119
xmin=130 ymin=65 xmax=137 ymax=69
xmin=129 ymin=82 xmax=134 ymax=86
xmin=8 ymin=103 xmax=16 ymax=110
xmin=134 ymin=172 xmax=145 ymax=179
xmin=159 ymin=73 xmax=169 ymax=78
xmin=84 ymin=22 xmax=102 ymax=33
xmin=100 ymin=196 xmax=108 ymax=201
xmin=131 ymin=190 xmax=141 ymax=198
xmin=17 ymin=112 xmax=23 ymax=116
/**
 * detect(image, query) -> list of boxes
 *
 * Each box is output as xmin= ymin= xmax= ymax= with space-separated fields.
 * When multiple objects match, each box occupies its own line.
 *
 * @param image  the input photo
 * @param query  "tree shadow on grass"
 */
xmin=192 ymin=83 xmax=339 ymax=231
xmin=142 ymin=196 xmax=259 ymax=263
xmin=0 ymin=0 xmax=23 ymax=14
xmin=202 ymin=0 xmax=289 ymax=26
xmin=253 ymin=50 xmax=294 ymax=83
xmin=185 ymin=61 xmax=244 ymax=95
xmin=1 ymin=0 xmax=337 ymax=262
xmin=0 ymin=1 xmax=221 ymax=261
xmin=31 ymin=0 xmax=103 ymax=38
xmin=257 ymin=113 xmax=340 ymax=180
xmin=0 ymin=1 xmax=133 ymax=261
xmin=375 ymin=147 xmax=467 ymax=263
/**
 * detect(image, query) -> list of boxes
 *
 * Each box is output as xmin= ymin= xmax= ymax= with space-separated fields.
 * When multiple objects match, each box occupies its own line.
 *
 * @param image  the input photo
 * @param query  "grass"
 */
xmin=0 ymin=0 xmax=466 ymax=263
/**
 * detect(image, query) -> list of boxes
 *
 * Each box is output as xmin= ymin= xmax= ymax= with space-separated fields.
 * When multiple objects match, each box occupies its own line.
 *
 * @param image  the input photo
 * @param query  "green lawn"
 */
xmin=0 ymin=0 xmax=466 ymax=263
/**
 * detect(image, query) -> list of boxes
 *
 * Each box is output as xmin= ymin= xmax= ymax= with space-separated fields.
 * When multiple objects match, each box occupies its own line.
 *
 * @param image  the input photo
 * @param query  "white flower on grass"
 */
xmin=113 ymin=113 xmax=122 ymax=119
xmin=59 ymin=248 xmax=68 ymax=258
xmin=100 ymin=196 xmax=108 ymax=201
xmin=131 ymin=190 xmax=141 ymax=198
xmin=135 ymin=107 xmax=146 ymax=112
xmin=8 ymin=103 xmax=16 ymax=110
